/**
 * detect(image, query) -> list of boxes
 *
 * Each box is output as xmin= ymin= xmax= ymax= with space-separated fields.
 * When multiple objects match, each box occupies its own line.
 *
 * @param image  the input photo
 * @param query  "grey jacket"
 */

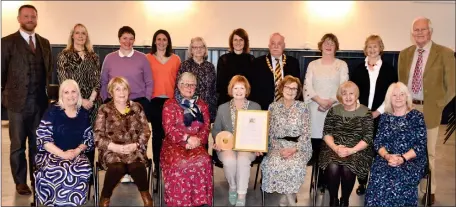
xmin=211 ymin=100 xmax=261 ymax=139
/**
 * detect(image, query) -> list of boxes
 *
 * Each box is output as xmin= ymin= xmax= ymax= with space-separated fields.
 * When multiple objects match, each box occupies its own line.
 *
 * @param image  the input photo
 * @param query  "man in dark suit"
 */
xmin=1 ymin=4 xmax=53 ymax=195
xmin=248 ymin=33 xmax=301 ymax=110
xmin=398 ymin=17 xmax=455 ymax=205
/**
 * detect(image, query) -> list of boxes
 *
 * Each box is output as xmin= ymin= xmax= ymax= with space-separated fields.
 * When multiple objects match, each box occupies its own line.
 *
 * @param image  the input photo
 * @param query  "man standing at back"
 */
xmin=398 ymin=16 xmax=455 ymax=205
xmin=248 ymin=33 xmax=301 ymax=110
xmin=1 ymin=4 xmax=53 ymax=195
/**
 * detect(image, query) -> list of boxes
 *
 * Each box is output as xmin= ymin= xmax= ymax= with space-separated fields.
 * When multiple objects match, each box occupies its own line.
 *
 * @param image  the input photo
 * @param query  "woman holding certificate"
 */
xmin=161 ymin=72 xmax=213 ymax=207
xmin=212 ymin=75 xmax=262 ymax=206
xmin=261 ymin=76 xmax=313 ymax=206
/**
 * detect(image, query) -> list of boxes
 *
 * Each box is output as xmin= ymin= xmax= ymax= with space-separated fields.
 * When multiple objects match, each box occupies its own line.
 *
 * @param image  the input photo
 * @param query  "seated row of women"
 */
xmin=33 ymin=72 xmax=427 ymax=207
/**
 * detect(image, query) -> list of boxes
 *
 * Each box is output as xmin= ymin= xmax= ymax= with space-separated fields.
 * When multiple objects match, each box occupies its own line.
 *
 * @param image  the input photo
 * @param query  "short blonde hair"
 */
xmin=107 ymin=77 xmax=130 ymax=98
xmin=64 ymin=23 xmax=94 ymax=53
xmin=363 ymin=35 xmax=385 ymax=56
xmin=278 ymin=75 xmax=302 ymax=100
xmin=57 ymin=79 xmax=82 ymax=109
xmin=187 ymin=37 xmax=208 ymax=59
xmin=336 ymin=81 xmax=360 ymax=103
xmin=384 ymin=82 xmax=413 ymax=114
xmin=227 ymin=75 xmax=251 ymax=98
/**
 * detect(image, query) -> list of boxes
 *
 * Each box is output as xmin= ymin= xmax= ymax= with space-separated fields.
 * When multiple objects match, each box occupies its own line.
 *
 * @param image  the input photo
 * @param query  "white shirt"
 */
xmin=19 ymin=29 xmax=36 ymax=48
xmin=118 ymin=49 xmax=135 ymax=58
xmin=364 ymin=57 xmax=385 ymax=113
xmin=271 ymin=55 xmax=284 ymax=79
xmin=407 ymin=41 xmax=432 ymax=101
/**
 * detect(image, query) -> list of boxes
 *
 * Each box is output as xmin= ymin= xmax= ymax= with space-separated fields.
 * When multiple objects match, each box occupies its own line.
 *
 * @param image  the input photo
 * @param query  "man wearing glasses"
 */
xmin=397 ymin=16 xmax=455 ymax=205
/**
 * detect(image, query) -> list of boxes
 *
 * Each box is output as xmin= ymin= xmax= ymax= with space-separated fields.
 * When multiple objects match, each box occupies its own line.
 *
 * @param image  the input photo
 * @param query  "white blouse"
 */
xmin=303 ymin=58 xmax=349 ymax=139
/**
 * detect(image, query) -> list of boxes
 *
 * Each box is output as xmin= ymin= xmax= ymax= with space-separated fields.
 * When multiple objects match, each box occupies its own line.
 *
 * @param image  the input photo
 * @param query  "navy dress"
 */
xmin=34 ymin=104 xmax=94 ymax=206
xmin=365 ymin=109 xmax=427 ymax=207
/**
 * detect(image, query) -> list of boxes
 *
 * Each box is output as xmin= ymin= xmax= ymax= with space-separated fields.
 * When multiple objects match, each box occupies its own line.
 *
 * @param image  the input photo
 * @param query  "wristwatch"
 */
xmin=400 ymin=155 xmax=407 ymax=163
xmin=185 ymin=135 xmax=191 ymax=143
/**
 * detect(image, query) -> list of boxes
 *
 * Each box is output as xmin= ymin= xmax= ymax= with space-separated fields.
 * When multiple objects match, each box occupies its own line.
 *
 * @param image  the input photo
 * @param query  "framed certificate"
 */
xmin=233 ymin=110 xmax=269 ymax=152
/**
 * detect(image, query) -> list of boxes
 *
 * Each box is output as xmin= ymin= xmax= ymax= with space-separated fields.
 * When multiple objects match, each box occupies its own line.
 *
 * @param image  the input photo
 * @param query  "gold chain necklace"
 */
xmin=266 ymin=54 xmax=287 ymax=73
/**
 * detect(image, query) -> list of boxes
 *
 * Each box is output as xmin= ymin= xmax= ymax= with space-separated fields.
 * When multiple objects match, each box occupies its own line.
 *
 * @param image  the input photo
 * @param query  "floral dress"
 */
xmin=260 ymin=100 xmax=312 ymax=194
xmin=160 ymin=97 xmax=213 ymax=206
xmin=365 ymin=110 xmax=427 ymax=207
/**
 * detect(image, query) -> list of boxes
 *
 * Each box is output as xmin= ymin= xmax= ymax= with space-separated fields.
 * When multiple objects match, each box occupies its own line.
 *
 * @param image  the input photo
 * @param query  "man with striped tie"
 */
xmin=248 ymin=33 xmax=301 ymax=110
xmin=398 ymin=16 xmax=455 ymax=205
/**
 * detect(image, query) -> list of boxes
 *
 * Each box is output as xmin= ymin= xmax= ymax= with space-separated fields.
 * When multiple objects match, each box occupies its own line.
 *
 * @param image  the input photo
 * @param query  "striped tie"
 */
xmin=274 ymin=58 xmax=283 ymax=101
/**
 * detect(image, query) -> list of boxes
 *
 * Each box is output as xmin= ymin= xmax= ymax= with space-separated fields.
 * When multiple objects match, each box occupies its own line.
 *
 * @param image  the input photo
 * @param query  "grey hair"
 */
xmin=178 ymin=72 xmax=197 ymax=84
xmin=269 ymin=32 xmax=285 ymax=42
xmin=411 ymin=16 xmax=433 ymax=33
xmin=187 ymin=36 xmax=208 ymax=59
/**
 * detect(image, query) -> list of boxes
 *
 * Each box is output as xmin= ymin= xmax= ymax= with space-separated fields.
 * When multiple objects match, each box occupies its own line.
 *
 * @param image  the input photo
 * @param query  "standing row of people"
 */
xmin=2 ymin=4 xmax=454 ymax=207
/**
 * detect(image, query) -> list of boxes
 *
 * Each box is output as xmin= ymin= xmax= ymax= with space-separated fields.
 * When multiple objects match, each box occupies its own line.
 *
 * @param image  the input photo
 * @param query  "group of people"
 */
xmin=2 ymin=3 xmax=454 ymax=207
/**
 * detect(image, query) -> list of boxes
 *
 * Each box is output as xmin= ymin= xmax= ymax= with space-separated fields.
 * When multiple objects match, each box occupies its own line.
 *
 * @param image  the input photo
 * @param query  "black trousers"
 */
xmin=310 ymin=138 xmax=326 ymax=187
xmin=8 ymin=97 xmax=42 ymax=185
xmin=357 ymin=117 xmax=379 ymax=186
xmin=101 ymin=162 xmax=149 ymax=198
xmin=150 ymin=97 xmax=168 ymax=172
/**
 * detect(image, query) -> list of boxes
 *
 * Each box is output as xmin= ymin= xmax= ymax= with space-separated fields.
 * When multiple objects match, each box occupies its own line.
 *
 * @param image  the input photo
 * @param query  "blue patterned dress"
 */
xmin=365 ymin=110 xmax=427 ymax=207
xmin=34 ymin=104 xmax=94 ymax=206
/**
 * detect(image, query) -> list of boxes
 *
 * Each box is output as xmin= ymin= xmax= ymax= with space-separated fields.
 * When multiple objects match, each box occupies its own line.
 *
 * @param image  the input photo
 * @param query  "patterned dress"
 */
xmin=160 ymin=98 xmax=213 ymax=206
xmin=318 ymin=104 xmax=374 ymax=179
xmin=57 ymin=50 xmax=102 ymax=125
xmin=365 ymin=110 xmax=427 ymax=207
xmin=34 ymin=105 xmax=94 ymax=206
xmin=261 ymin=100 xmax=313 ymax=194
xmin=175 ymin=59 xmax=217 ymax=122
xmin=93 ymin=101 xmax=151 ymax=170
xmin=303 ymin=58 xmax=349 ymax=139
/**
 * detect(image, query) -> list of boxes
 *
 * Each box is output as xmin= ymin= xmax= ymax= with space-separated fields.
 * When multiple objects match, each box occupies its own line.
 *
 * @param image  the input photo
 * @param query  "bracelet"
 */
xmin=400 ymin=155 xmax=407 ymax=163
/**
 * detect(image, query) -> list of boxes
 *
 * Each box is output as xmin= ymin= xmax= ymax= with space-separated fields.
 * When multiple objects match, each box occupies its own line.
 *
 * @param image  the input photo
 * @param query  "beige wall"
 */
xmin=2 ymin=1 xmax=455 ymax=51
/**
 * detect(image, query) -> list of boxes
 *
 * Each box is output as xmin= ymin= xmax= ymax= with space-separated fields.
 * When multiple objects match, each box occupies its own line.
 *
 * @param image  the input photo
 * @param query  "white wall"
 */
xmin=2 ymin=1 xmax=455 ymax=51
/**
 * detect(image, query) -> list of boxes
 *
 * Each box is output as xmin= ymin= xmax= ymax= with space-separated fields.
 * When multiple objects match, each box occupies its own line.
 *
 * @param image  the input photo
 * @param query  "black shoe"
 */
xmin=318 ymin=184 xmax=326 ymax=194
xmin=356 ymin=184 xmax=366 ymax=195
xmin=153 ymin=170 xmax=158 ymax=178
xmin=329 ymin=197 xmax=339 ymax=207
xmin=339 ymin=197 xmax=349 ymax=207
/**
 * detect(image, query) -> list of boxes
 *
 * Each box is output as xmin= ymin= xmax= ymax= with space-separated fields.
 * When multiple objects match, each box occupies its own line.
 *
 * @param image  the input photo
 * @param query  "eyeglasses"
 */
xmin=284 ymin=86 xmax=298 ymax=92
xmin=180 ymin=83 xmax=197 ymax=89
xmin=413 ymin=28 xmax=429 ymax=34
xmin=192 ymin=46 xmax=205 ymax=50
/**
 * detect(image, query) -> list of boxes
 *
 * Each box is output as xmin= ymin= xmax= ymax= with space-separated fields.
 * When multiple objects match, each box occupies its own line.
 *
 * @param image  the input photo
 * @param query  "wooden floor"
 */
xmin=1 ymin=120 xmax=455 ymax=206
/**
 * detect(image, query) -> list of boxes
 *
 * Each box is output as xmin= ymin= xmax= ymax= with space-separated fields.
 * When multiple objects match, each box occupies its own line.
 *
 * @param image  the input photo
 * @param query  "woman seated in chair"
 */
xmin=94 ymin=77 xmax=153 ymax=207
xmin=318 ymin=81 xmax=374 ymax=207
xmin=211 ymin=75 xmax=262 ymax=206
xmin=365 ymin=82 xmax=427 ymax=207
xmin=34 ymin=79 xmax=94 ymax=206
xmin=161 ymin=72 xmax=212 ymax=207
xmin=261 ymin=76 xmax=313 ymax=206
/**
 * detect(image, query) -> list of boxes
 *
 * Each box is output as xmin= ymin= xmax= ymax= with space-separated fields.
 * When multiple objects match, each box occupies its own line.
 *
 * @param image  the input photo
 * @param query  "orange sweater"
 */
xmin=146 ymin=54 xmax=181 ymax=98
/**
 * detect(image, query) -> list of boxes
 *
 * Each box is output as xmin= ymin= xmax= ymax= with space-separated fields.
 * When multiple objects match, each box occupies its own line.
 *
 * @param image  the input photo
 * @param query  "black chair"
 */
xmin=93 ymin=158 xmax=153 ymax=206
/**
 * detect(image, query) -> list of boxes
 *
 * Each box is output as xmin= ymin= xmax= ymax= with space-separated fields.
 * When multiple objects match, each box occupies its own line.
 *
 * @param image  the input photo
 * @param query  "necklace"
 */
xmin=266 ymin=54 xmax=287 ymax=73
